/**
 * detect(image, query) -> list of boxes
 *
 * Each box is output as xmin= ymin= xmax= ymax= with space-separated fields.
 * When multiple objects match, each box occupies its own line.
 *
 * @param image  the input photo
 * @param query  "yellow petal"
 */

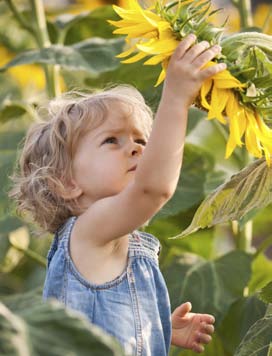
xmin=155 ymin=59 xmax=168 ymax=86
xmin=121 ymin=51 xmax=147 ymax=63
xmin=225 ymin=133 xmax=237 ymax=158
xmin=112 ymin=4 xmax=141 ymax=18
xmin=112 ymin=24 xmax=156 ymax=38
xmin=139 ymin=8 xmax=163 ymax=27
xmin=144 ymin=54 xmax=165 ymax=65
xmin=207 ymin=86 xmax=227 ymax=124
xmin=155 ymin=68 xmax=166 ymax=86
xmin=255 ymin=112 xmax=272 ymax=139
xmin=137 ymin=38 xmax=178 ymax=55
xmin=203 ymin=63 xmax=246 ymax=89
xmin=157 ymin=21 xmax=172 ymax=39
xmin=225 ymin=91 xmax=246 ymax=144
xmin=109 ymin=16 xmax=152 ymax=27
xmin=213 ymin=70 xmax=247 ymax=89
xmin=200 ymin=79 xmax=212 ymax=110
xmin=226 ymin=103 xmax=245 ymax=158
xmin=125 ymin=0 xmax=141 ymax=10
xmin=116 ymin=46 xmax=136 ymax=58
xmin=225 ymin=113 xmax=241 ymax=158
xmin=245 ymin=111 xmax=263 ymax=158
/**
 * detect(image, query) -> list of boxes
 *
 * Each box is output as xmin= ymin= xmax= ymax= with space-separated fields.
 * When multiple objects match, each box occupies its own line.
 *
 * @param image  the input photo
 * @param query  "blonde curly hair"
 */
xmin=9 ymin=85 xmax=153 ymax=234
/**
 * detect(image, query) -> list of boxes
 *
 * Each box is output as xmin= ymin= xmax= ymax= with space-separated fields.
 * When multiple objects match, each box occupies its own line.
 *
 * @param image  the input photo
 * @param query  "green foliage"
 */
xmin=218 ymin=296 xmax=267 ymax=355
xmin=234 ymin=314 xmax=272 ymax=356
xmin=248 ymin=253 xmax=272 ymax=294
xmin=163 ymin=250 xmax=252 ymax=323
xmin=0 ymin=102 xmax=26 ymax=123
xmin=0 ymin=288 xmax=126 ymax=355
xmin=178 ymin=159 xmax=272 ymax=237
xmin=259 ymin=281 xmax=272 ymax=304
xmin=0 ymin=38 xmax=124 ymax=74
xmin=154 ymin=143 xmax=226 ymax=220
xmin=221 ymin=32 xmax=272 ymax=117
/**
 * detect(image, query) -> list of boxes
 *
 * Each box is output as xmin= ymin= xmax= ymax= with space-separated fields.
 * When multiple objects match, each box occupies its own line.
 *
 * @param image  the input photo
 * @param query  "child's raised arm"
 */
xmin=75 ymin=35 xmax=226 ymax=245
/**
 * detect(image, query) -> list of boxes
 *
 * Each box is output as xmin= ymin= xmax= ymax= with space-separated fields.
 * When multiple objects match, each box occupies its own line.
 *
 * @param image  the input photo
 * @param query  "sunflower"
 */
xmin=200 ymin=62 xmax=272 ymax=162
xmin=109 ymin=0 xmax=272 ymax=164
xmin=108 ymin=0 xmax=179 ymax=85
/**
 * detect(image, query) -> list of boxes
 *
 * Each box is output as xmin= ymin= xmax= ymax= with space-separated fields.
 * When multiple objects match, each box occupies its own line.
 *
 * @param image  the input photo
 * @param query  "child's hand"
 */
xmin=163 ymin=34 xmax=226 ymax=108
xmin=171 ymin=302 xmax=215 ymax=353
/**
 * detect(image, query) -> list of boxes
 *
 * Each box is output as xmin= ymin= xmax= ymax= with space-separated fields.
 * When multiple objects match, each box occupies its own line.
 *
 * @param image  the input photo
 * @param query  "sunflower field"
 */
xmin=0 ymin=0 xmax=272 ymax=355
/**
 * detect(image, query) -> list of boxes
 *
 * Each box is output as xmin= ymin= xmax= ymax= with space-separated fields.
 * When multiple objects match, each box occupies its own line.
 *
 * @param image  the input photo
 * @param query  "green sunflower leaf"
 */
xmin=175 ymin=159 xmax=272 ymax=238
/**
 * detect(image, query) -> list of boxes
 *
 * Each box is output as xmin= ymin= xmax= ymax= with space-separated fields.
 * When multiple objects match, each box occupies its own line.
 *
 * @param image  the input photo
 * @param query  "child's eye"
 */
xmin=135 ymin=139 xmax=147 ymax=146
xmin=102 ymin=136 xmax=118 ymax=144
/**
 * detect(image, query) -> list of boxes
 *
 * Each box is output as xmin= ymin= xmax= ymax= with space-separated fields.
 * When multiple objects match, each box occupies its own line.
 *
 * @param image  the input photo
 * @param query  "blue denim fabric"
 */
xmin=43 ymin=216 xmax=172 ymax=356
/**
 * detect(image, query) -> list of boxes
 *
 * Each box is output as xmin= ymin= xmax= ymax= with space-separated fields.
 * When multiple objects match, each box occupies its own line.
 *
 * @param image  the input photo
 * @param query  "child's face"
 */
xmin=71 ymin=102 xmax=148 ymax=208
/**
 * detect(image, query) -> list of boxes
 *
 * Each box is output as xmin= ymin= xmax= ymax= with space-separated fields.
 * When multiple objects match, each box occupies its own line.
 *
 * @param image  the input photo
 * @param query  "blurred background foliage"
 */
xmin=0 ymin=0 xmax=271 ymax=355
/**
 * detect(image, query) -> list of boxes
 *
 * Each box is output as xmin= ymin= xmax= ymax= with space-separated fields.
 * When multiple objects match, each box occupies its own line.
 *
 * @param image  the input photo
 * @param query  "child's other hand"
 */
xmin=163 ymin=34 xmax=226 ymax=108
xmin=171 ymin=302 xmax=215 ymax=353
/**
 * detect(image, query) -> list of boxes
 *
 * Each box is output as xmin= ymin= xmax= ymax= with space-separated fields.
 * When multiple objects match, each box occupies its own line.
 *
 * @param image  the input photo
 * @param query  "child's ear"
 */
xmin=59 ymin=179 xmax=82 ymax=200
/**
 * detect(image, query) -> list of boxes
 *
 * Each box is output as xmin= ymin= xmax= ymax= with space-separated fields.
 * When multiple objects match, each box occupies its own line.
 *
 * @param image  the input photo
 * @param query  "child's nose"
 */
xmin=131 ymin=141 xmax=144 ymax=156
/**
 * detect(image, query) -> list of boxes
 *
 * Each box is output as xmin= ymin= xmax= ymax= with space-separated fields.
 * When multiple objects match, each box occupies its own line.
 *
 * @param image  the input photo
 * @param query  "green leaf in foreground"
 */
xmin=154 ymin=144 xmax=225 ymax=220
xmin=0 ymin=288 xmax=125 ymax=356
xmin=234 ymin=314 xmax=272 ymax=356
xmin=163 ymin=250 xmax=252 ymax=324
xmin=259 ymin=281 xmax=272 ymax=304
xmin=0 ymin=38 xmax=124 ymax=74
xmin=175 ymin=159 xmax=272 ymax=237
xmin=218 ymin=296 xmax=266 ymax=355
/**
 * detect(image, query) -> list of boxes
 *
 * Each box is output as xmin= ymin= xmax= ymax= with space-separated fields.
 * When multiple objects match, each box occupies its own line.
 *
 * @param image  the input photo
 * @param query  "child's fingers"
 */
xmin=201 ymin=323 xmax=215 ymax=335
xmin=171 ymin=34 xmax=196 ymax=60
xmin=200 ymin=62 xmax=227 ymax=80
xmin=192 ymin=342 xmax=205 ymax=353
xmin=200 ymin=314 xmax=215 ymax=324
xmin=172 ymin=302 xmax=192 ymax=318
xmin=182 ymin=40 xmax=210 ymax=62
xmin=197 ymin=332 xmax=212 ymax=344
xmin=193 ymin=44 xmax=222 ymax=69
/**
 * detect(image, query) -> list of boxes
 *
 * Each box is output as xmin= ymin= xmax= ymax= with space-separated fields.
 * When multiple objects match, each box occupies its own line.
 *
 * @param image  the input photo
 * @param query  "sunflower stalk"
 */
xmin=232 ymin=220 xmax=253 ymax=253
xmin=231 ymin=0 xmax=253 ymax=29
xmin=6 ymin=0 xmax=61 ymax=98
xmin=29 ymin=0 xmax=61 ymax=98
xmin=263 ymin=6 xmax=272 ymax=33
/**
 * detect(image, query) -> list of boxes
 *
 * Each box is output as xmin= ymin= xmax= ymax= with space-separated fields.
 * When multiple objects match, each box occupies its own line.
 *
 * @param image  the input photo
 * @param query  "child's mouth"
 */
xmin=128 ymin=165 xmax=137 ymax=172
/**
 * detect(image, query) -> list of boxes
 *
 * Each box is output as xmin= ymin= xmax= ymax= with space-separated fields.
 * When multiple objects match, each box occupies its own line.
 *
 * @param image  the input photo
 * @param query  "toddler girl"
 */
xmin=11 ymin=35 xmax=226 ymax=355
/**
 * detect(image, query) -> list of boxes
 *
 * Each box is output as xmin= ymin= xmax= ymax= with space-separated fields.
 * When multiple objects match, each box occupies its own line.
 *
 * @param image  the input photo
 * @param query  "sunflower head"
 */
xmin=221 ymin=32 xmax=272 ymax=125
xmin=109 ymin=0 xmax=272 ymax=164
xmin=157 ymin=0 xmax=225 ymax=45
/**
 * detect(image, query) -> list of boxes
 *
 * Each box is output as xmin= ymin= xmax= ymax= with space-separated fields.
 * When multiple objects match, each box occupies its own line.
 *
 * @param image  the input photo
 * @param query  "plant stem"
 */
xmin=30 ymin=0 xmax=50 ymax=48
xmin=262 ymin=5 xmax=272 ymax=33
xmin=30 ymin=0 xmax=61 ymax=98
xmin=6 ymin=0 xmax=60 ymax=98
xmin=232 ymin=220 xmax=253 ymax=253
xmin=9 ymin=242 xmax=47 ymax=267
xmin=254 ymin=234 xmax=272 ymax=258
xmin=230 ymin=0 xmax=254 ymax=257
xmin=231 ymin=0 xmax=253 ymax=29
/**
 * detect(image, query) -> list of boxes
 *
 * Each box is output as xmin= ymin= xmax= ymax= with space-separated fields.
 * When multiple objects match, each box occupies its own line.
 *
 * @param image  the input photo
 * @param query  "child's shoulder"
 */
xmin=130 ymin=230 xmax=161 ymax=259
xmin=55 ymin=218 xmax=162 ymax=261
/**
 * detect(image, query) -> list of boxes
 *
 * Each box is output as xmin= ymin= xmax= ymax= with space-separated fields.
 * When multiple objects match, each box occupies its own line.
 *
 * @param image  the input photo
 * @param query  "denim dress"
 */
xmin=43 ymin=216 xmax=172 ymax=356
